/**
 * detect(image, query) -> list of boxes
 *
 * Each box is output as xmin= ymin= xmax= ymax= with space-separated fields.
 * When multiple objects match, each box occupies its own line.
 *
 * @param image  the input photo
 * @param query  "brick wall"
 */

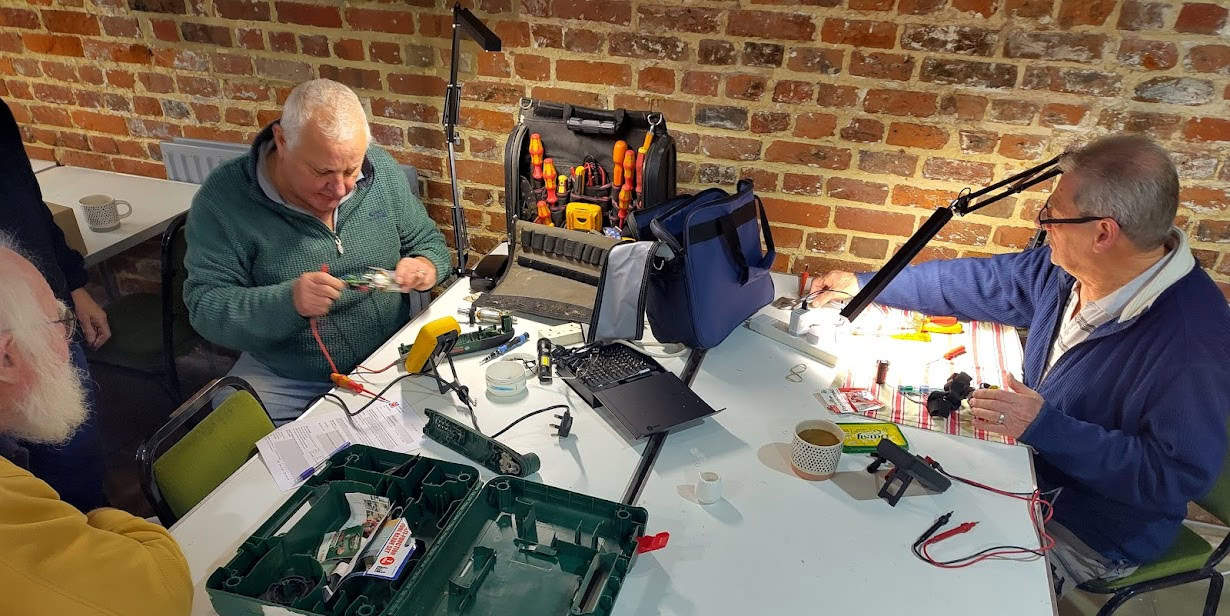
xmin=2 ymin=0 xmax=1228 ymax=298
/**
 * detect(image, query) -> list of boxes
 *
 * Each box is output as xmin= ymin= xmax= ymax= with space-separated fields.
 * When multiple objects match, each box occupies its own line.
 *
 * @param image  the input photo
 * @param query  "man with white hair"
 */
xmin=185 ymin=79 xmax=450 ymax=422
xmin=0 ymin=239 xmax=192 ymax=614
xmin=809 ymin=133 xmax=1230 ymax=592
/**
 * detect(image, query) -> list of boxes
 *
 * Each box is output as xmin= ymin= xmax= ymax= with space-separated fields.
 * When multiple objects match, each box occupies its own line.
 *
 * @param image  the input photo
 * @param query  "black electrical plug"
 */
xmin=551 ymin=409 xmax=573 ymax=438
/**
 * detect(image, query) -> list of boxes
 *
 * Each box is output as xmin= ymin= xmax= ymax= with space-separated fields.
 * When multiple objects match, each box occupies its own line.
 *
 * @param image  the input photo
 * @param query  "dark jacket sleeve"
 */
xmin=854 ymin=248 xmax=1056 ymax=328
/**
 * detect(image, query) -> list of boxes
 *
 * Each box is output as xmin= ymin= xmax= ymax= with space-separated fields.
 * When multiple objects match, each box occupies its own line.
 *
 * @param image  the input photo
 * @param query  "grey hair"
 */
xmin=0 ymin=234 xmax=56 ymax=343
xmin=1057 ymin=134 xmax=1178 ymax=250
xmin=280 ymin=79 xmax=371 ymax=151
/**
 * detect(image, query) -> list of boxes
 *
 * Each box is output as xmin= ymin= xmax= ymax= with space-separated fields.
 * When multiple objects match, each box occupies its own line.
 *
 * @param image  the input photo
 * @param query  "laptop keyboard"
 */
xmin=559 ymin=344 xmax=660 ymax=392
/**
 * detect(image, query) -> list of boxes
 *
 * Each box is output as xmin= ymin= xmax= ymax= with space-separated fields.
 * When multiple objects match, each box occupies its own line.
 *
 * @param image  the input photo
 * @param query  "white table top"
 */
xmin=29 ymin=158 xmax=57 ymax=173
xmin=171 ymin=271 xmax=1054 ymax=615
xmin=36 ymin=165 xmax=199 ymax=267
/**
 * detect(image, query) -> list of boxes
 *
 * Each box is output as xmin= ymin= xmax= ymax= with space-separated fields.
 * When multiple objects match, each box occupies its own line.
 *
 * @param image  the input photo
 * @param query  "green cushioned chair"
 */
xmin=137 ymin=376 xmax=274 ymax=526
xmin=1079 ymin=439 xmax=1230 ymax=616
xmin=88 ymin=213 xmax=200 ymax=403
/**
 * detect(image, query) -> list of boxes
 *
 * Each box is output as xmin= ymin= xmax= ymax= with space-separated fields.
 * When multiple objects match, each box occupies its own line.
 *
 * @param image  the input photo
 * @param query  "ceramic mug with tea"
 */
xmin=79 ymin=194 xmax=132 ymax=232
xmin=791 ymin=419 xmax=846 ymax=480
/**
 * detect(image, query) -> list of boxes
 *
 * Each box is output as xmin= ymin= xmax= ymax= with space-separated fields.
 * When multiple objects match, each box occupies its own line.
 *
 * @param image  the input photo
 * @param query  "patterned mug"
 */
xmin=79 ymin=194 xmax=132 ymax=232
xmin=791 ymin=419 xmax=846 ymax=481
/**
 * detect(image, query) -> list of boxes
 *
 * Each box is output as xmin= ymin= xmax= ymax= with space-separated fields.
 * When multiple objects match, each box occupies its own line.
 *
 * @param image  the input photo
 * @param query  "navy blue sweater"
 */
xmin=0 ymin=99 xmax=86 ymax=304
xmin=859 ymin=247 xmax=1230 ymax=564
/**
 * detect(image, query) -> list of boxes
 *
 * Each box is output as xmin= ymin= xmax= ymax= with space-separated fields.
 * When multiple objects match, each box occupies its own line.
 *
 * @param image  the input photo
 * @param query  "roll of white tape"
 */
xmin=485 ymin=361 xmax=528 ymax=398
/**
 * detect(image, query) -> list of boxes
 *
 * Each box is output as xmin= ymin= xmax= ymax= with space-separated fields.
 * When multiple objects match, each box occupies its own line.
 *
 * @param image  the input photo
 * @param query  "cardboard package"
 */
xmin=45 ymin=201 xmax=87 ymax=255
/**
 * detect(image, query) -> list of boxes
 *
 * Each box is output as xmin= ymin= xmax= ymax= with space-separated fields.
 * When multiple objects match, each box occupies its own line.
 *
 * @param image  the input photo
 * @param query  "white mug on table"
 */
xmin=78 ymin=194 xmax=131 ymax=232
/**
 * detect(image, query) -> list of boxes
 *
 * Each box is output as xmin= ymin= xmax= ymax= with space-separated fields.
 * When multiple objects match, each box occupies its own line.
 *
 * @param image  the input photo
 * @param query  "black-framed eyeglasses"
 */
xmin=1037 ymin=198 xmax=1115 ymax=226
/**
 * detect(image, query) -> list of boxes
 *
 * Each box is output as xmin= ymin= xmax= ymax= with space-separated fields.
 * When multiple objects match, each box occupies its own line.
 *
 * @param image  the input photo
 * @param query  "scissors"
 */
xmin=785 ymin=363 xmax=807 ymax=383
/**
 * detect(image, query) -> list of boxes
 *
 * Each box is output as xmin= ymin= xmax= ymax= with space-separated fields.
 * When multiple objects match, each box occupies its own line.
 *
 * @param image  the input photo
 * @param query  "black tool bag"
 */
xmin=477 ymin=99 xmax=677 ymax=322
xmin=502 ymin=98 xmax=676 ymax=239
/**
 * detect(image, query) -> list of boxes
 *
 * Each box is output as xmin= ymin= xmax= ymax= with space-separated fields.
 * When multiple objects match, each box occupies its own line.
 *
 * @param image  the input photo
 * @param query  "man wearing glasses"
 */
xmin=0 ymin=241 xmax=191 ymax=615
xmin=809 ymin=134 xmax=1230 ymax=593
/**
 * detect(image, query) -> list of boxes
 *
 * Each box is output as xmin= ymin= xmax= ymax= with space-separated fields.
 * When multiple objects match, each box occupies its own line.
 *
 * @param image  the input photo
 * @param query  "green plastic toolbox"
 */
xmin=206 ymin=444 xmax=649 ymax=616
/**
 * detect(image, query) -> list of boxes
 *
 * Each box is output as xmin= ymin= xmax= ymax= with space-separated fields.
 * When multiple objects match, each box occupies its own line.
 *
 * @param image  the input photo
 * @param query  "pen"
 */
xmin=298 ymin=441 xmax=351 ymax=482
xmin=480 ymin=332 xmax=529 ymax=364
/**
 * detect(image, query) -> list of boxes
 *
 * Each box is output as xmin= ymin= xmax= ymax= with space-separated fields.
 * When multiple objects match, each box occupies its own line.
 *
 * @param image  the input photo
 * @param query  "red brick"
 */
xmin=1024 ymin=67 xmax=1123 ymax=97
xmin=761 ymin=197 xmax=831 ymax=227
xmin=1176 ymin=3 xmax=1227 ymax=35
xmin=960 ymin=129 xmax=999 ymax=153
xmin=177 ymin=75 xmax=219 ymax=97
xmin=743 ymin=42 xmax=784 ymax=68
xmin=1097 ymin=109 xmax=1182 ymax=140
xmin=893 ymin=185 xmax=953 ymax=209
xmin=740 ymin=168 xmax=778 ymax=191
xmin=369 ymin=123 xmax=404 ymax=148
xmin=344 ymin=8 xmax=413 ymax=34
xmin=638 ymin=67 xmax=674 ymax=94
xmin=225 ymin=81 xmax=271 ymax=102
xmin=298 ymin=34 xmax=328 ymax=57
xmin=59 ymin=150 xmax=113 ymax=170
xmin=461 ymin=82 xmax=524 ymax=105
xmin=841 ymin=118 xmax=884 ymax=143
xmin=886 ymin=122 xmax=948 ymax=149
xmin=33 ymin=83 xmax=74 ymax=105
xmin=417 ymin=14 xmax=452 ymax=38
xmin=371 ymin=98 xmax=436 ymax=122
xmin=835 ymin=207 xmax=915 ymax=236
xmin=1058 ymin=0 xmax=1115 ymax=26
xmin=217 ymin=0 xmax=269 ymax=20
xmin=765 ymin=141 xmax=851 ymax=169
xmin=804 ymin=231 xmax=846 ymax=253
xmin=40 ymin=60 xmax=76 ymax=82
xmin=821 ymin=18 xmax=895 ymax=49
xmin=920 ymin=58 xmax=1016 ymax=89
xmin=898 ymin=0 xmax=945 ymax=13
xmin=992 ymin=227 xmax=1036 ymax=249
xmin=858 ymin=150 xmax=917 ymax=177
xmin=31 ymin=105 xmax=73 ymax=127
xmin=180 ymin=22 xmax=231 ymax=46
xmin=637 ymin=5 xmax=720 ymax=34
xmin=513 ymin=55 xmax=550 ymax=81
xmin=459 ymin=108 xmax=514 ymax=133
xmin=728 ymin=11 xmax=815 ymax=41
xmin=1194 ymin=220 xmax=1230 ymax=243
xmin=553 ymin=0 xmax=632 ymax=25
xmin=1180 ymin=187 xmax=1228 ymax=213
xmin=275 ymin=1 xmax=341 ymax=27
xmin=1005 ymin=31 xmax=1105 ymax=62
xmin=1118 ymin=39 xmax=1178 ymax=70
xmin=999 ymin=134 xmax=1047 ymax=160
xmin=477 ymin=52 xmax=509 ymax=77
xmin=492 ymin=21 xmax=531 ymax=49
xmin=191 ymin=103 xmax=220 ymax=123
xmin=530 ymin=24 xmax=562 ymax=48
xmin=1040 ymin=103 xmax=1087 ymax=127
xmin=923 ymin=158 xmax=995 ymax=184
xmin=786 ymin=47 xmax=843 ymax=74
xmin=108 ymin=70 xmax=135 ymax=88
xmin=953 ymin=0 xmax=996 ymax=17
xmin=0 ymin=7 xmax=41 ymax=29
xmin=455 ymin=160 xmax=504 ymax=186
xmin=21 ymin=33 xmax=84 ymax=57
xmin=850 ymin=0 xmax=893 ymax=8
xmin=772 ymin=80 xmax=814 ymax=104
xmin=1118 ymin=1 xmax=1168 ymax=30
xmin=101 ymin=16 xmax=140 ymax=37
xmin=939 ymin=94 xmax=988 ymax=121
xmin=1188 ymin=45 xmax=1230 ymax=74
xmin=725 ymin=74 xmax=767 ymax=101
xmin=609 ymin=33 xmax=687 ymax=61
xmin=0 ymin=32 xmax=21 ymax=53
xmin=793 ymin=113 xmax=837 ymax=139
xmin=1005 ymin=0 xmax=1053 ymax=18
xmin=700 ymin=135 xmax=761 ymax=161
xmin=611 ymin=94 xmax=692 ymax=125
xmin=530 ymin=86 xmax=601 ymax=108
xmin=256 ymin=109 xmax=280 ymax=126
xmin=864 ymin=89 xmax=937 ymax=117
xmin=74 ymin=90 xmax=102 ymax=109
xmin=79 ymin=66 xmax=103 ymax=85
xmin=317 ymin=66 xmax=381 ymax=92
xmin=150 ymin=18 xmax=179 ymax=41
xmin=683 ymin=72 xmax=719 ymax=97
xmin=40 ymin=10 xmax=97 ymax=35
xmin=153 ymin=47 xmax=207 ymax=71
xmin=783 ymin=173 xmax=826 ymax=196
xmin=224 ymin=107 xmax=252 ymax=125
xmin=850 ymin=51 xmax=914 ymax=81
xmin=827 ymin=177 xmax=888 ymax=204
xmin=70 ymin=110 xmax=128 ymax=134
xmin=387 ymin=73 xmax=447 ymax=97
xmin=935 ymin=220 xmax=991 ymax=246
xmin=268 ymin=31 xmax=295 ymax=53
xmin=1134 ymin=77 xmax=1214 ymax=106
xmin=557 ymin=60 xmax=630 ymax=86
xmin=989 ymin=100 xmax=1039 ymax=125
xmin=254 ymin=58 xmax=311 ymax=83
xmin=236 ymin=28 xmax=262 ymax=50
xmin=850 ymin=236 xmax=889 ymax=258
xmin=1183 ymin=117 xmax=1230 ymax=142
xmin=563 ymin=29 xmax=603 ymax=53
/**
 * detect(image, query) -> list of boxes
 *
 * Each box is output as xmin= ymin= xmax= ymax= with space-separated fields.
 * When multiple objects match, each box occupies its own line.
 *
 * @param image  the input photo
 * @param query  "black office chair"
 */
xmin=88 ymin=213 xmax=200 ymax=403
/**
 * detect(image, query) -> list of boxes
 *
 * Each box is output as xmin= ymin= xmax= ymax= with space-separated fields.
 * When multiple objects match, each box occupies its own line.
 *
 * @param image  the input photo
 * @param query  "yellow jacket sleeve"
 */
xmin=0 ymin=456 xmax=192 ymax=616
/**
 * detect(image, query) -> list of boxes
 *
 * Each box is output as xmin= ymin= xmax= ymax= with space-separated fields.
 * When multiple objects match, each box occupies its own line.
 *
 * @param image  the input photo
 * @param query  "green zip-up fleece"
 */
xmin=184 ymin=124 xmax=451 ymax=381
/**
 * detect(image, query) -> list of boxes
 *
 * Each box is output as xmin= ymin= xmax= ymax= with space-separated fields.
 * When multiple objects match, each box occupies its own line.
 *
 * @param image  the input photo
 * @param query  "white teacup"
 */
xmin=790 ymin=419 xmax=845 ymax=481
xmin=79 ymin=194 xmax=131 ymax=232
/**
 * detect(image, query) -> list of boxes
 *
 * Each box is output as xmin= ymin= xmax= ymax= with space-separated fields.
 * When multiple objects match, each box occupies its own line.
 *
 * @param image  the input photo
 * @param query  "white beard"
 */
xmin=6 ymin=344 xmax=88 ymax=445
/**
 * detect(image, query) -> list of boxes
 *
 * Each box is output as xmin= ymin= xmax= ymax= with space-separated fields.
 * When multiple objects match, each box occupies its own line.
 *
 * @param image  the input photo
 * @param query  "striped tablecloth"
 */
xmin=830 ymin=306 xmax=1025 ymax=446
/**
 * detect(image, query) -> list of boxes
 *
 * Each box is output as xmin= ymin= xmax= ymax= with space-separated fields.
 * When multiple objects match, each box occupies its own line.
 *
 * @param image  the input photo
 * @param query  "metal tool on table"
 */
xmin=401 ymin=315 xmax=514 ymax=359
xmin=479 ymin=332 xmax=529 ymax=364
xmin=423 ymin=409 xmax=540 ymax=476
